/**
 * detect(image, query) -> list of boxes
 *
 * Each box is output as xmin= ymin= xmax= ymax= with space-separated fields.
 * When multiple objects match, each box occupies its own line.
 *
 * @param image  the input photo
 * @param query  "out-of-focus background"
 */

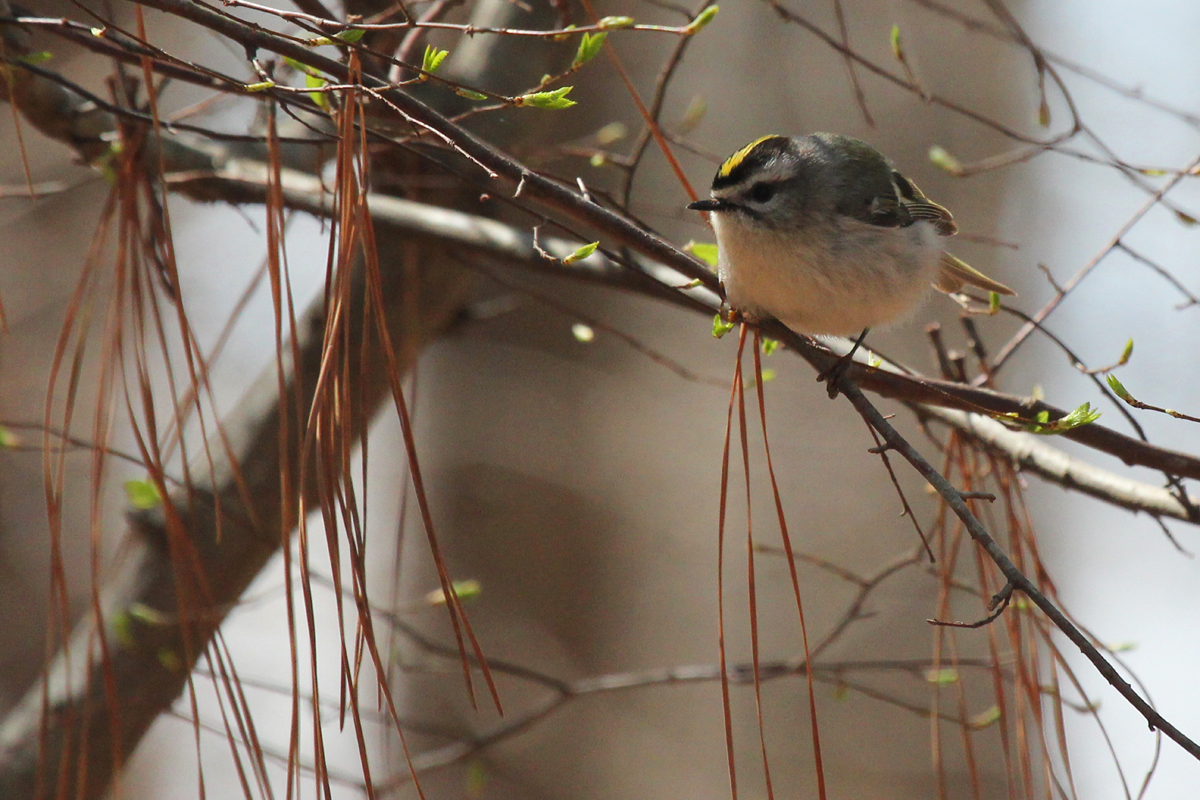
xmin=3 ymin=1 xmax=1200 ymax=798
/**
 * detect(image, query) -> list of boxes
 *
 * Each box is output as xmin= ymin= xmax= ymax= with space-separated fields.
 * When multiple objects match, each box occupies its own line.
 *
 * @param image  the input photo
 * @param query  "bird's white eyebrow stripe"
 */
xmin=715 ymin=161 xmax=794 ymax=194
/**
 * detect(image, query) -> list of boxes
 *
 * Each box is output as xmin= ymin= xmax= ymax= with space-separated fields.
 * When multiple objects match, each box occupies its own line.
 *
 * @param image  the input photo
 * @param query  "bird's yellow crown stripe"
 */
xmin=717 ymin=135 xmax=780 ymax=178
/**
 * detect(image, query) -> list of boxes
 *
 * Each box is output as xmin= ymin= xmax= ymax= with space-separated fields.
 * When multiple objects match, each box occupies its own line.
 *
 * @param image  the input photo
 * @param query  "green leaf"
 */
xmin=685 ymin=240 xmax=719 ymax=268
xmin=305 ymin=72 xmax=327 ymax=108
xmin=889 ymin=24 xmax=903 ymax=60
xmin=589 ymin=153 xmax=607 ymax=167
xmin=989 ymin=290 xmax=1000 ymax=314
xmin=759 ymin=368 xmax=776 ymax=383
xmin=283 ymin=55 xmax=322 ymax=77
xmin=1026 ymin=402 xmax=1101 ymax=435
xmin=0 ymin=425 xmax=17 ymax=448
xmin=17 ymin=51 xmax=54 ymax=66
xmin=129 ymin=602 xmax=171 ymax=625
xmin=244 ymin=80 xmax=275 ymax=92
xmin=466 ymin=762 xmax=487 ymax=795
xmin=925 ymin=667 xmax=959 ymax=685
xmin=1037 ymin=97 xmax=1051 ymax=127
xmin=712 ymin=314 xmax=735 ymax=338
xmin=112 ymin=611 xmax=136 ymax=647
xmin=571 ymin=323 xmax=595 ymax=342
xmin=285 ymin=55 xmax=331 ymax=108
xmin=455 ymin=87 xmax=489 ymax=101
xmin=969 ymin=705 xmax=1002 ymax=729
xmin=157 ymin=648 xmax=184 ymax=672
xmin=307 ymin=28 xmax=365 ymax=46
xmin=1107 ymin=374 xmax=1133 ymax=403
xmin=678 ymin=95 xmax=707 ymax=133
xmin=552 ymin=24 xmax=577 ymax=42
xmin=684 ymin=5 xmax=719 ymax=34
xmin=97 ymin=143 xmax=120 ymax=185
xmin=562 ymin=240 xmax=599 ymax=264
xmin=125 ymin=478 xmax=163 ymax=510
xmin=335 ymin=28 xmax=366 ymax=43
xmin=597 ymin=16 xmax=635 ymax=30
xmin=422 ymin=44 xmax=449 ymax=77
xmin=760 ymin=337 xmax=779 ymax=355
xmin=572 ymin=31 xmax=607 ymax=69
xmin=595 ymin=121 xmax=627 ymax=145
xmin=1139 ymin=168 xmax=1167 ymax=177
xmin=1119 ymin=338 xmax=1134 ymax=366
xmin=426 ymin=579 xmax=482 ymax=605
xmin=928 ymin=145 xmax=964 ymax=176
xmin=515 ymin=86 xmax=576 ymax=110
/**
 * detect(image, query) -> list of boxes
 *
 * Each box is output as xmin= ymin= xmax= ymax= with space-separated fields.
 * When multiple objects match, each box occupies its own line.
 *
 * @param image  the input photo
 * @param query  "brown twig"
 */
xmin=832 ymin=0 xmax=873 ymax=127
xmin=1116 ymin=242 xmax=1200 ymax=310
xmin=1112 ymin=384 xmax=1200 ymax=425
xmin=865 ymin=423 xmax=935 ymax=561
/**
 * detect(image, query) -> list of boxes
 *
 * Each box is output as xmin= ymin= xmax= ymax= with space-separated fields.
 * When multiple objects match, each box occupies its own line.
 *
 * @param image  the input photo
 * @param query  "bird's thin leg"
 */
xmin=844 ymin=327 xmax=870 ymax=363
xmin=817 ymin=327 xmax=870 ymax=398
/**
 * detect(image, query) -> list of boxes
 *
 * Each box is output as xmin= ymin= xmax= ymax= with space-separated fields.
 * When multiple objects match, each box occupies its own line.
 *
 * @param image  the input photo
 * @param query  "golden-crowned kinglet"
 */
xmin=688 ymin=133 xmax=1015 ymax=337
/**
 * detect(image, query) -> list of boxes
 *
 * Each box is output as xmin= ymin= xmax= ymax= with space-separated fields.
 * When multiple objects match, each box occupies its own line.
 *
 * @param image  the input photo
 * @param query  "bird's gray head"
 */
xmin=687 ymin=133 xmax=895 ymax=231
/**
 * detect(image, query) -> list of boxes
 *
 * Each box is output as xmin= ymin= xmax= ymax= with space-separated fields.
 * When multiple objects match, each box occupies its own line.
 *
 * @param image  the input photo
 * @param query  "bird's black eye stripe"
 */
xmin=748 ymin=182 xmax=775 ymax=203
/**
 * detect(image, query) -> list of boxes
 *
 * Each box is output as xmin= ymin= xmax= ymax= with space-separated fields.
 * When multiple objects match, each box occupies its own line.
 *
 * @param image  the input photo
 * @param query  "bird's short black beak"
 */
xmin=687 ymin=198 xmax=730 ymax=212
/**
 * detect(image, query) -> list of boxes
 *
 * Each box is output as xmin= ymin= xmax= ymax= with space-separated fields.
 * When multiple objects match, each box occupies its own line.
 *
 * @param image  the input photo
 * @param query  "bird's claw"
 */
xmin=817 ymin=354 xmax=854 ymax=399
xmin=817 ymin=328 xmax=870 ymax=399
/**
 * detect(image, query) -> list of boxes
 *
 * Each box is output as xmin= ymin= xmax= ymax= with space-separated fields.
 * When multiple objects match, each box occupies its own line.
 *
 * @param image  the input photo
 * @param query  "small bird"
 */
xmin=687 ymin=133 xmax=1014 ymax=340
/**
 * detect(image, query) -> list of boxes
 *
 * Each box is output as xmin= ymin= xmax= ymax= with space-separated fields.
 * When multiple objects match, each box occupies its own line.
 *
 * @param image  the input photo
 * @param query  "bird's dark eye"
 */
xmin=748 ymin=182 xmax=775 ymax=203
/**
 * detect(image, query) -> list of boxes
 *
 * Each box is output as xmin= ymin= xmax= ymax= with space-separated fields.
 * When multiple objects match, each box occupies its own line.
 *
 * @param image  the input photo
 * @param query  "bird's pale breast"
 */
xmin=714 ymin=215 xmax=943 ymax=336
